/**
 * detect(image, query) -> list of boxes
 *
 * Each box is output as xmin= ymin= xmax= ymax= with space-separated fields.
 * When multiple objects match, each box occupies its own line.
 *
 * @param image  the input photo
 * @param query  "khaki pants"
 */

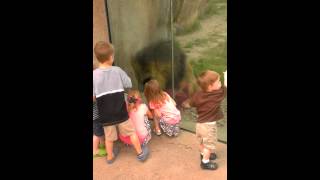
xmin=196 ymin=122 xmax=217 ymax=150
xmin=103 ymin=120 xmax=135 ymax=141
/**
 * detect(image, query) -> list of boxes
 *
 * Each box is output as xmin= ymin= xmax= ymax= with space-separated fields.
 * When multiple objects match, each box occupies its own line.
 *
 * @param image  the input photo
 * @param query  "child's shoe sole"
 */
xmin=200 ymin=161 xmax=218 ymax=170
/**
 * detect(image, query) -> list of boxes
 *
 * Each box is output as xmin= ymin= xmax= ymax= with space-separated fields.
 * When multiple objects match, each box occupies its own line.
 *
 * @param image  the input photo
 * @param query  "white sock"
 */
xmin=202 ymin=159 xmax=210 ymax=164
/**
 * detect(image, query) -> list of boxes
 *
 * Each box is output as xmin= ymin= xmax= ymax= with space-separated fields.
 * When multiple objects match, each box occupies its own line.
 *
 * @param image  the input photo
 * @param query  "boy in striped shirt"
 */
xmin=93 ymin=41 xmax=149 ymax=164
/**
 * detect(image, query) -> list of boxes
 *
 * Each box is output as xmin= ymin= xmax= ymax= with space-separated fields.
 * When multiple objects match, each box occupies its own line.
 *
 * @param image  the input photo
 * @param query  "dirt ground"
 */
xmin=93 ymin=130 xmax=227 ymax=180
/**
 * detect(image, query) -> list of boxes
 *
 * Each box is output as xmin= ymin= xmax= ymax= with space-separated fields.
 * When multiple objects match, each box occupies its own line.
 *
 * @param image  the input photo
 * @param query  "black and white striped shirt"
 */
xmin=93 ymin=102 xmax=99 ymax=121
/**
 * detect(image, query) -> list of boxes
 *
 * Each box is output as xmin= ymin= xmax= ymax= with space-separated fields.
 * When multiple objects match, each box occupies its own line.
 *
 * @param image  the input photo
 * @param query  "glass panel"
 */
xmin=106 ymin=0 xmax=173 ymax=94
xmin=106 ymin=0 xmax=178 ymax=138
xmin=173 ymin=0 xmax=227 ymax=142
xmin=105 ymin=0 xmax=227 ymax=142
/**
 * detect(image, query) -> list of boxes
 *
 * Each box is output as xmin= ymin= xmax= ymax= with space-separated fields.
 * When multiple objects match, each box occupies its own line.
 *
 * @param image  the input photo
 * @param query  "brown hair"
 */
xmin=94 ymin=41 xmax=114 ymax=63
xmin=127 ymin=90 xmax=142 ymax=112
xmin=197 ymin=70 xmax=220 ymax=91
xmin=144 ymin=79 xmax=167 ymax=106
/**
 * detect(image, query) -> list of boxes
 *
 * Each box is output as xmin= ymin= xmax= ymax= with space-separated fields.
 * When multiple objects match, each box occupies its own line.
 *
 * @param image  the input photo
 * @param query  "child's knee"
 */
xmin=129 ymin=132 xmax=138 ymax=139
xmin=104 ymin=134 xmax=117 ymax=142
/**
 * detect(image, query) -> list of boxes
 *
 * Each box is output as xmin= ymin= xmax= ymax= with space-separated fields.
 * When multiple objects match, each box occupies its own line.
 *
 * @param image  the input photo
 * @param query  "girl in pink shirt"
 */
xmin=144 ymin=79 xmax=181 ymax=137
xmin=119 ymin=90 xmax=153 ymax=146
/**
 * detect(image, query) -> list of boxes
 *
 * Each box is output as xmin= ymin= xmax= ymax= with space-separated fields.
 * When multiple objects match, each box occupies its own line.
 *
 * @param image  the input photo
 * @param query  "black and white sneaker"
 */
xmin=200 ymin=161 xmax=218 ymax=170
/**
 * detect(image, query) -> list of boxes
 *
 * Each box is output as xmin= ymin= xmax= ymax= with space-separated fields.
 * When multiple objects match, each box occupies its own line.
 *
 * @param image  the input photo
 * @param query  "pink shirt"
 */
xmin=129 ymin=104 xmax=149 ymax=139
xmin=119 ymin=104 xmax=150 ymax=145
xmin=149 ymin=93 xmax=181 ymax=125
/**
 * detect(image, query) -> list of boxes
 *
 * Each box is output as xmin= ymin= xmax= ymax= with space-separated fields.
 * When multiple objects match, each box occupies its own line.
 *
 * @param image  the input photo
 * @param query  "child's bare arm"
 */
xmin=151 ymin=109 xmax=161 ymax=118
xmin=146 ymin=109 xmax=153 ymax=119
xmin=182 ymin=99 xmax=191 ymax=109
xmin=93 ymin=96 xmax=96 ymax=102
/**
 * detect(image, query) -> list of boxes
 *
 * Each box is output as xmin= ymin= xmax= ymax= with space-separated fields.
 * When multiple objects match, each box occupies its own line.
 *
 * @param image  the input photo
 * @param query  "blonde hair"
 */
xmin=197 ymin=70 xmax=220 ymax=91
xmin=144 ymin=79 xmax=167 ymax=106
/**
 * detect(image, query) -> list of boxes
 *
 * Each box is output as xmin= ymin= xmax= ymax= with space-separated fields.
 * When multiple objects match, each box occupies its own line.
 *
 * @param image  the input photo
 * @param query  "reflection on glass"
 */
xmin=106 ymin=0 xmax=173 ymax=92
xmin=173 ymin=0 xmax=227 ymax=142
xmin=105 ymin=0 xmax=227 ymax=142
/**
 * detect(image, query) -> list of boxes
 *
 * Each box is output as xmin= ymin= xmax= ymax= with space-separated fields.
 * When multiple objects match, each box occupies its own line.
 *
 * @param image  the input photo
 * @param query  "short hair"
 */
xmin=197 ymin=70 xmax=220 ymax=91
xmin=94 ymin=41 xmax=114 ymax=63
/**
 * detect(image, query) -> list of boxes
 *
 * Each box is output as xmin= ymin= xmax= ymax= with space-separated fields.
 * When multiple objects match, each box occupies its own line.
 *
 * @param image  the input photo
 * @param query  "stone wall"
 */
xmin=93 ymin=0 xmax=109 ymax=68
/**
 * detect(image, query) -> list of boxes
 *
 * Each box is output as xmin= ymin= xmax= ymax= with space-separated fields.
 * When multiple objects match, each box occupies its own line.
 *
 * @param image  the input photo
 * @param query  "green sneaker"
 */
xmin=99 ymin=144 xmax=105 ymax=149
xmin=98 ymin=148 xmax=107 ymax=156
xmin=93 ymin=153 xmax=103 ymax=159
xmin=93 ymin=149 xmax=107 ymax=159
